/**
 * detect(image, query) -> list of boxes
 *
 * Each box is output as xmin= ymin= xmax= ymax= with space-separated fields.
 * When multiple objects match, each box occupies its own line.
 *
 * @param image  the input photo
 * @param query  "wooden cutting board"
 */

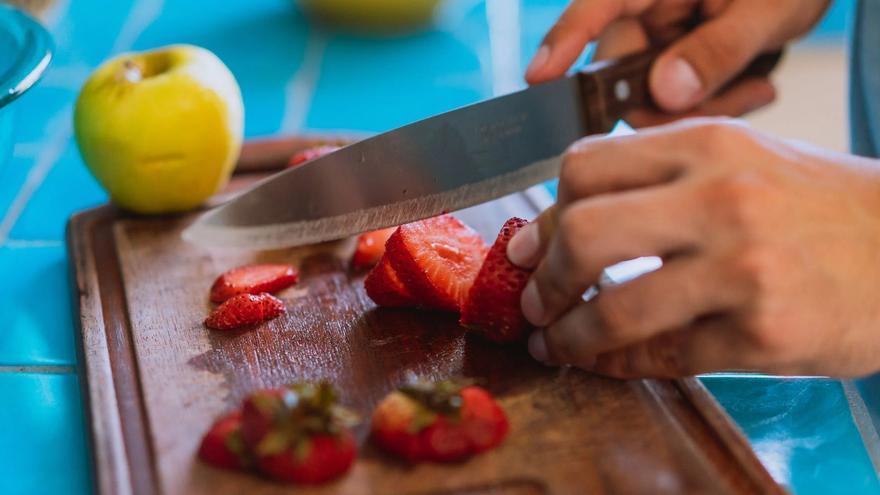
xmin=67 ymin=136 xmax=783 ymax=495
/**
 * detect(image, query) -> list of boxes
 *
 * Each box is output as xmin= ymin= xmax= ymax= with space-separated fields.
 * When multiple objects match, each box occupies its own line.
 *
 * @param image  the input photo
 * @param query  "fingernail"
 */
xmin=654 ymin=57 xmax=702 ymax=111
xmin=526 ymin=45 xmax=550 ymax=81
xmin=528 ymin=330 xmax=550 ymax=363
xmin=521 ymin=280 xmax=545 ymax=325
xmin=507 ymin=222 xmax=539 ymax=267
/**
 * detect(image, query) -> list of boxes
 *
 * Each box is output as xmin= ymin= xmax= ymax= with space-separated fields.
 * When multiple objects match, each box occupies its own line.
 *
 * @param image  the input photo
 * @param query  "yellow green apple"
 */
xmin=74 ymin=44 xmax=244 ymax=214
xmin=297 ymin=0 xmax=442 ymax=29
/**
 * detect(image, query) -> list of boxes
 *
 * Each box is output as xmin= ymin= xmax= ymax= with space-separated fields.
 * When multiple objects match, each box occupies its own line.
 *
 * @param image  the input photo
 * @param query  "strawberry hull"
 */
xmin=257 ymin=432 xmax=357 ymax=484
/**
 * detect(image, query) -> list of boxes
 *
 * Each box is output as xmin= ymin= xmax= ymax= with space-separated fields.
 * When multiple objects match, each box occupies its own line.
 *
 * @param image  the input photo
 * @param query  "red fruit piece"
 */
xmin=371 ymin=379 xmax=508 ymax=463
xmin=384 ymin=215 xmax=488 ymax=312
xmin=258 ymin=431 xmax=357 ymax=484
xmin=210 ymin=264 xmax=298 ymax=303
xmin=351 ymin=227 xmax=396 ymax=271
xmin=364 ymin=257 xmax=416 ymax=307
xmin=241 ymin=382 xmax=359 ymax=484
xmin=198 ymin=411 xmax=249 ymax=471
xmin=205 ymin=293 xmax=285 ymax=330
xmin=460 ymin=217 xmax=533 ymax=343
xmin=287 ymin=145 xmax=341 ymax=168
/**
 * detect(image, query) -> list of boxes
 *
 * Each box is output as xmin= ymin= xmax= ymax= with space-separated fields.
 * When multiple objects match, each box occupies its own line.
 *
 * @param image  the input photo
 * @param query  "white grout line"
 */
xmin=0 ymin=109 xmax=72 ymax=244
xmin=0 ymin=365 xmax=76 ymax=374
xmin=486 ymin=0 xmax=523 ymax=96
xmin=281 ymin=29 xmax=328 ymax=133
xmin=842 ymin=379 xmax=880 ymax=478
xmin=110 ymin=0 xmax=164 ymax=56
xmin=4 ymin=239 xmax=64 ymax=248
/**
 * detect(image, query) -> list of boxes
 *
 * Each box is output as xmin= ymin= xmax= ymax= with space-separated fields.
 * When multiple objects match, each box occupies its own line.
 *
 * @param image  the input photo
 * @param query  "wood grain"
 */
xmin=68 ymin=137 xmax=783 ymax=495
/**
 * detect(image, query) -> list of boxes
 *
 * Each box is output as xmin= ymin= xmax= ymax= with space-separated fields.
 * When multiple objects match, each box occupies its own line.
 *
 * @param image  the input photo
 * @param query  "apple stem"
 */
xmin=121 ymin=59 xmax=142 ymax=84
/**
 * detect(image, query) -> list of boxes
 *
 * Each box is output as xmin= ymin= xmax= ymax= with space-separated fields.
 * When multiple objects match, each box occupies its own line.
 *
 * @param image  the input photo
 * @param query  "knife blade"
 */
xmin=184 ymin=50 xmax=780 ymax=249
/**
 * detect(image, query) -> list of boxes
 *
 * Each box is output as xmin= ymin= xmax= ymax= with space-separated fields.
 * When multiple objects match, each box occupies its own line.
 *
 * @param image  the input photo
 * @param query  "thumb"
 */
xmin=507 ymin=204 xmax=559 ymax=269
xmin=649 ymin=5 xmax=774 ymax=112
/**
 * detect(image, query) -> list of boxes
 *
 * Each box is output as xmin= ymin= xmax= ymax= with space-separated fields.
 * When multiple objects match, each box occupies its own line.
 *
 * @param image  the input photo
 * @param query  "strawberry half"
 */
xmin=210 ymin=264 xmax=299 ymax=303
xmin=460 ymin=218 xmax=534 ymax=343
xmin=351 ymin=227 xmax=396 ymax=271
xmin=198 ymin=411 xmax=249 ymax=471
xmin=371 ymin=379 xmax=508 ymax=463
xmin=364 ymin=256 xmax=416 ymax=307
xmin=287 ymin=145 xmax=341 ymax=168
xmin=384 ymin=215 xmax=488 ymax=312
xmin=241 ymin=382 xmax=359 ymax=484
xmin=205 ymin=293 xmax=285 ymax=330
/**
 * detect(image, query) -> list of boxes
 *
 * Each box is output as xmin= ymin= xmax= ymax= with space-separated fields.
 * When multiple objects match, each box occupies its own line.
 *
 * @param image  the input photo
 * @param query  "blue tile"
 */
xmin=0 ymin=246 xmax=77 ymax=365
xmin=702 ymin=376 xmax=880 ymax=495
xmin=8 ymin=144 xmax=106 ymax=241
xmin=0 ymin=372 xmax=92 ymax=495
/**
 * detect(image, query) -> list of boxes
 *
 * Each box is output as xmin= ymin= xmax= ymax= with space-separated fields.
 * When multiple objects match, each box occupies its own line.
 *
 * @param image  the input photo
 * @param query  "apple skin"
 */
xmin=74 ymin=44 xmax=244 ymax=214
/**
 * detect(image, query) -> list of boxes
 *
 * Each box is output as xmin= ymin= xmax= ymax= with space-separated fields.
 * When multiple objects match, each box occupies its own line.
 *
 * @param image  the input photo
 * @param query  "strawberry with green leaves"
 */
xmin=198 ymin=411 xmax=249 ymax=471
xmin=241 ymin=382 xmax=359 ymax=484
xmin=371 ymin=379 xmax=509 ymax=463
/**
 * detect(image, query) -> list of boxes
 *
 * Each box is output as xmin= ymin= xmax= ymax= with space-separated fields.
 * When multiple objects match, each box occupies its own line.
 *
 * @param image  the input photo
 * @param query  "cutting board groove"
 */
xmin=68 ymin=136 xmax=783 ymax=495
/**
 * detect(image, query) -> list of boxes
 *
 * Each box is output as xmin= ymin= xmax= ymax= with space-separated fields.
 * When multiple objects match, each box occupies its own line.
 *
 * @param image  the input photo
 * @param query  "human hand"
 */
xmin=508 ymin=119 xmax=880 ymax=378
xmin=526 ymin=0 xmax=829 ymax=125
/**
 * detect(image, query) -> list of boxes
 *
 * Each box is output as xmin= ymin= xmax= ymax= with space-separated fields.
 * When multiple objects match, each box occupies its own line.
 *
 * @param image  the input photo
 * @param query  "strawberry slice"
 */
xmin=210 ymin=264 xmax=298 ymax=303
xmin=384 ymin=215 xmax=488 ymax=312
xmin=351 ymin=227 xmax=396 ymax=271
xmin=205 ymin=293 xmax=285 ymax=330
xmin=287 ymin=145 xmax=341 ymax=168
xmin=198 ymin=411 xmax=249 ymax=471
xmin=371 ymin=379 xmax=509 ymax=463
xmin=364 ymin=256 xmax=416 ymax=307
xmin=460 ymin=218 xmax=534 ymax=343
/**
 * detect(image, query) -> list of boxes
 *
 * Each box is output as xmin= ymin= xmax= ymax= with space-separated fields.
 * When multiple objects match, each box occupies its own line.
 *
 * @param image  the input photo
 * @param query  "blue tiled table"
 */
xmin=1 ymin=1 xmax=877 ymax=494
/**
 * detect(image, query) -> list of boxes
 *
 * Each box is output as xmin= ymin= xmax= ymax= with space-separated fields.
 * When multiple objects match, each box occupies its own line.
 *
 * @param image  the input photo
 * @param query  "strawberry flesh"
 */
xmin=198 ymin=411 xmax=248 ymax=471
xmin=205 ymin=293 xmax=285 ymax=330
xmin=460 ymin=217 xmax=534 ymax=343
xmin=287 ymin=145 xmax=341 ymax=168
xmin=384 ymin=215 xmax=488 ymax=312
xmin=210 ymin=264 xmax=298 ymax=303
xmin=351 ymin=227 xmax=396 ymax=271
xmin=364 ymin=256 xmax=417 ymax=307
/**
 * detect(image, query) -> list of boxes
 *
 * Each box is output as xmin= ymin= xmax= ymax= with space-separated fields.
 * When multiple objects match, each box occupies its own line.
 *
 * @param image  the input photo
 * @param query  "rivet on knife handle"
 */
xmin=577 ymin=48 xmax=785 ymax=133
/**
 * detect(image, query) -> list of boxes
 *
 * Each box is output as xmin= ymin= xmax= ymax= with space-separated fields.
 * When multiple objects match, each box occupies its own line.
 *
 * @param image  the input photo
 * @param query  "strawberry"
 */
xmin=198 ymin=411 xmax=249 ymax=471
xmin=371 ymin=379 xmax=508 ymax=463
xmin=384 ymin=215 xmax=488 ymax=312
xmin=351 ymin=227 xmax=396 ymax=271
xmin=241 ymin=382 xmax=359 ymax=484
xmin=210 ymin=264 xmax=298 ymax=303
xmin=364 ymin=256 xmax=417 ymax=307
xmin=204 ymin=293 xmax=285 ymax=330
xmin=287 ymin=145 xmax=341 ymax=168
xmin=460 ymin=217 xmax=534 ymax=343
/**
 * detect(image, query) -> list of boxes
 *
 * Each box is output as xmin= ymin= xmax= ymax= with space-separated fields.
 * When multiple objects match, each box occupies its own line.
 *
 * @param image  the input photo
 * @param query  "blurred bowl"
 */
xmin=0 ymin=4 xmax=53 ymax=171
xmin=296 ymin=0 xmax=443 ymax=31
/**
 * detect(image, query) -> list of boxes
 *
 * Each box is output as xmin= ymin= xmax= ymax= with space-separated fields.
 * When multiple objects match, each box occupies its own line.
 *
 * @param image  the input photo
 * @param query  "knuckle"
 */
xmin=741 ymin=311 xmax=791 ymax=355
xmin=591 ymin=295 xmax=634 ymax=337
xmin=730 ymin=246 xmax=780 ymax=296
xmin=693 ymin=120 xmax=752 ymax=155
xmin=557 ymin=207 xmax=599 ymax=268
xmin=558 ymin=141 xmax=593 ymax=201
xmin=706 ymin=172 xmax=771 ymax=235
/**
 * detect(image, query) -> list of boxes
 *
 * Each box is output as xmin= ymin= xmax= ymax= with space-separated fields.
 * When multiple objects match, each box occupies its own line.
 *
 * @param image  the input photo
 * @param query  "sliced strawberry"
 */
xmin=364 ymin=257 xmax=417 ymax=307
xmin=205 ymin=293 xmax=285 ymax=330
xmin=287 ymin=145 xmax=341 ymax=168
xmin=351 ymin=227 xmax=396 ymax=271
xmin=371 ymin=379 xmax=508 ymax=464
xmin=385 ymin=215 xmax=488 ymax=312
xmin=257 ymin=431 xmax=356 ymax=484
xmin=460 ymin=218 xmax=533 ymax=343
xmin=198 ymin=411 xmax=248 ymax=471
xmin=460 ymin=386 xmax=509 ymax=453
xmin=241 ymin=382 xmax=359 ymax=484
xmin=210 ymin=264 xmax=298 ymax=303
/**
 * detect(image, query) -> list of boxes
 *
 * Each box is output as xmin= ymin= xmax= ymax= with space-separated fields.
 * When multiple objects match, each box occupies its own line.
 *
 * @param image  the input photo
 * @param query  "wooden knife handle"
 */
xmin=578 ymin=49 xmax=784 ymax=133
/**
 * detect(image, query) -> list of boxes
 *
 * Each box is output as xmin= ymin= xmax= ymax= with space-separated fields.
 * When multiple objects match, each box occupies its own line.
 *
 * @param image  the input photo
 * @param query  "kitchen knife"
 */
xmin=184 ymin=50 xmax=781 ymax=249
